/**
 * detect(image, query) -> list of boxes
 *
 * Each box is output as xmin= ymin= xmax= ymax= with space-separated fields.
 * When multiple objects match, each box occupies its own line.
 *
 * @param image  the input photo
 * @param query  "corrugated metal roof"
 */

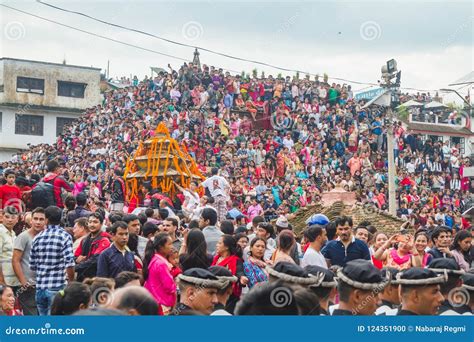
xmin=407 ymin=122 xmax=473 ymax=136
xmin=449 ymin=71 xmax=474 ymax=86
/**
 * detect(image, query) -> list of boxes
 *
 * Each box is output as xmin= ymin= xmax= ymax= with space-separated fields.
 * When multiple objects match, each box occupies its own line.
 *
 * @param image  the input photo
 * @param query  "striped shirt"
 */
xmin=30 ymin=225 xmax=75 ymax=290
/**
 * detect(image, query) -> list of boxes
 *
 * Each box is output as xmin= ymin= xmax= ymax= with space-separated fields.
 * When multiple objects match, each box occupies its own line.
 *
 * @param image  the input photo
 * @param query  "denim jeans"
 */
xmin=36 ymin=287 xmax=63 ymax=316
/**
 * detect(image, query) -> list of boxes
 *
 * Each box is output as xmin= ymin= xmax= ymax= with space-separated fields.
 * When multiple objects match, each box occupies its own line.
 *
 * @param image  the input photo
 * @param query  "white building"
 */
xmin=404 ymin=105 xmax=474 ymax=157
xmin=0 ymin=58 xmax=101 ymax=161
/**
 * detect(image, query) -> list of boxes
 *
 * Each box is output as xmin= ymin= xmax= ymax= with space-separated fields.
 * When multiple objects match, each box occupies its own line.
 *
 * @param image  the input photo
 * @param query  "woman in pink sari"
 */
xmin=373 ymin=234 xmax=421 ymax=270
xmin=72 ymin=172 xmax=88 ymax=196
xmin=191 ymin=86 xmax=201 ymax=107
xmin=230 ymin=117 xmax=240 ymax=137
xmin=143 ymin=233 xmax=176 ymax=315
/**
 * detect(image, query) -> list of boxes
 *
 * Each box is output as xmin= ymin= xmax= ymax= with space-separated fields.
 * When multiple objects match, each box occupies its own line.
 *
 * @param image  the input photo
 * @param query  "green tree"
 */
xmin=252 ymin=68 xmax=258 ymax=78
xmin=396 ymin=106 xmax=409 ymax=122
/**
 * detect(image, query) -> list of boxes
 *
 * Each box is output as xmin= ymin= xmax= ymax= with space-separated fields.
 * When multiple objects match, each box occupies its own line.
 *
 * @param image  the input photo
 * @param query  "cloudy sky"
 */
xmin=1 ymin=0 xmax=473 ymax=96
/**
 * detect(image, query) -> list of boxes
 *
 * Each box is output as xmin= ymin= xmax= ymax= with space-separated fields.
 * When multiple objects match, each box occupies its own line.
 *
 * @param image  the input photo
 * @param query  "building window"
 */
xmin=56 ymin=117 xmax=76 ymax=136
xmin=57 ymin=81 xmax=86 ymax=98
xmin=16 ymin=77 xmax=45 ymax=94
xmin=15 ymin=114 xmax=43 ymax=136
xmin=451 ymin=137 xmax=465 ymax=155
xmin=428 ymin=135 xmax=443 ymax=143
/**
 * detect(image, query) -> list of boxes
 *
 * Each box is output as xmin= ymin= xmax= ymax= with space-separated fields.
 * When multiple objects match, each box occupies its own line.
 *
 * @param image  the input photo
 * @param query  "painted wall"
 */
xmin=0 ymin=58 xmax=101 ymax=109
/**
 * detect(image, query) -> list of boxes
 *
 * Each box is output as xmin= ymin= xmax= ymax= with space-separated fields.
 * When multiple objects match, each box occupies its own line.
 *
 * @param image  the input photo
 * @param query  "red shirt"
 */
xmin=0 ymin=184 xmax=22 ymax=210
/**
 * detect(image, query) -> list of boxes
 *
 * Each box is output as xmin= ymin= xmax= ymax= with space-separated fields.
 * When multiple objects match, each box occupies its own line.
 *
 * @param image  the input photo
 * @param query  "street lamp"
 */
xmin=380 ymin=59 xmax=400 ymax=216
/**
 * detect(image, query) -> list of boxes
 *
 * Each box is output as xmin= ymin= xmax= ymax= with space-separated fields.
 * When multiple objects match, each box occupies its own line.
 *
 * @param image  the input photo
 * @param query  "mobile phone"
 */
xmin=396 ymin=234 xmax=408 ymax=243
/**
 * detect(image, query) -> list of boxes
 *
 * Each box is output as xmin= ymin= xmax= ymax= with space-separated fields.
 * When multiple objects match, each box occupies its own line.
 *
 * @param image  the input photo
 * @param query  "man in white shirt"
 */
xmin=301 ymin=225 xmax=328 ymax=269
xmin=243 ymin=222 xmax=275 ymax=261
xmin=191 ymin=196 xmax=216 ymax=221
xmin=282 ymin=133 xmax=294 ymax=150
xmin=202 ymin=168 xmax=230 ymax=223
xmin=406 ymin=159 xmax=416 ymax=174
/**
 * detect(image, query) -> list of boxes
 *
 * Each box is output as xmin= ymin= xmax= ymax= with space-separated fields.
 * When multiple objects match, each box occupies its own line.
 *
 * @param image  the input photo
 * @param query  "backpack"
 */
xmin=29 ymin=176 xmax=57 ymax=209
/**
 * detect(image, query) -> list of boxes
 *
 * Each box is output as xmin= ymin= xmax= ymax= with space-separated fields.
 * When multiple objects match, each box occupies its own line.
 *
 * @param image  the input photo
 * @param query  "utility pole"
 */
xmin=380 ymin=59 xmax=401 ymax=216
xmin=386 ymin=107 xmax=397 ymax=216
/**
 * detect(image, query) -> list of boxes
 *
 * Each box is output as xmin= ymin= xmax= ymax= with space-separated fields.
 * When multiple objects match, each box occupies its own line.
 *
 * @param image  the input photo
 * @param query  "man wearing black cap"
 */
xmin=208 ymin=266 xmax=238 ymax=316
xmin=396 ymin=268 xmax=446 ymax=315
xmin=305 ymin=265 xmax=337 ymax=315
xmin=267 ymin=262 xmax=323 ymax=287
xmin=428 ymin=258 xmax=465 ymax=315
xmin=265 ymin=262 xmax=321 ymax=315
xmin=460 ymin=273 xmax=474 ymax=314
xmin=332 ymin=259 xmax=388 ymax=315
xmin=173 ymin=268 xmax=225 ymax=315
xmin=375 ymin=268 xmax=401 ymax=315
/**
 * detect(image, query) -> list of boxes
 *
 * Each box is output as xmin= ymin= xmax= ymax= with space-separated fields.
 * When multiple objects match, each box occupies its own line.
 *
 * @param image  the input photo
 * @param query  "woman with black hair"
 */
xmin=50 ymin=282 xmax=91 ymax=315
xmin=211 ymin=234 xmax=248 ymax=313
xmin=450 ymin=230 xmax=472 ymax=271
xmin=243 ymin=237 xmax=269 ymax=289
xmin=272 ymin=230 xmax=296 ymax=264
xmin=143 ymin=232 xmax=176 ymax=315
xmin=179 ymin=228 xmax=213 ymax=271
xmin=0 ymin=285 xmax=22 ymax=315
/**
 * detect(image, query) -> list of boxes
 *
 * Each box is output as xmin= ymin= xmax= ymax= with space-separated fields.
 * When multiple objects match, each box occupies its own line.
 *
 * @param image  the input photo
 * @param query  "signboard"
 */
xmin=355 ymin=87 xmax=384 ymax=101
xmin=463 ymin=166 xmax=474 ymax=177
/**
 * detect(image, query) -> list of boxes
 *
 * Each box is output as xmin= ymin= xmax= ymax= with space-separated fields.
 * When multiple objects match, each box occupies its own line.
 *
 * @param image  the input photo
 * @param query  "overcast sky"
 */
xmin=1 ymin=0 xmax=473 ymax=95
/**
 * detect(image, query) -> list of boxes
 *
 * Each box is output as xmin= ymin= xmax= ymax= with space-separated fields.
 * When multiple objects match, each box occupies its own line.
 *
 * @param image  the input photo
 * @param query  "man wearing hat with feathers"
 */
xmin=331 ymin=259 xmax=389 ymax=315
xmin=173 ymin=268 xmax=230 ymax=315
xmin=396 ymin=267 xmax=446 ymax=315
xmin=428 ymin=258 xmax=466 ymax=315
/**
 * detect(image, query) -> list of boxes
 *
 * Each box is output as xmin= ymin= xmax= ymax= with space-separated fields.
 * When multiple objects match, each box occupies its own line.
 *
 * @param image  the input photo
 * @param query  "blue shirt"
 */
xmin=224 ymin=94 xmax=233 ymax=108
xmin=97 ymin=244 xmax=137 ymax=278
xmin=372 ymin=120 xmax=382 ymax=135
xmin=321 ymin=236 xmax=371 ymax=267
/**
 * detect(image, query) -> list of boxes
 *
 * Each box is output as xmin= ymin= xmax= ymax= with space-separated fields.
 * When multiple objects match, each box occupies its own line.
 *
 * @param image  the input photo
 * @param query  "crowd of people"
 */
xmin=0 ymin=60 xmax=473 ymax=316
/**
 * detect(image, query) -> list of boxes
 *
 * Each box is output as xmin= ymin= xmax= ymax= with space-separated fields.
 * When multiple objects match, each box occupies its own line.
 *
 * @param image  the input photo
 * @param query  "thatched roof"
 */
xmin=289 ymin=201 xmax=405 ymax=236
